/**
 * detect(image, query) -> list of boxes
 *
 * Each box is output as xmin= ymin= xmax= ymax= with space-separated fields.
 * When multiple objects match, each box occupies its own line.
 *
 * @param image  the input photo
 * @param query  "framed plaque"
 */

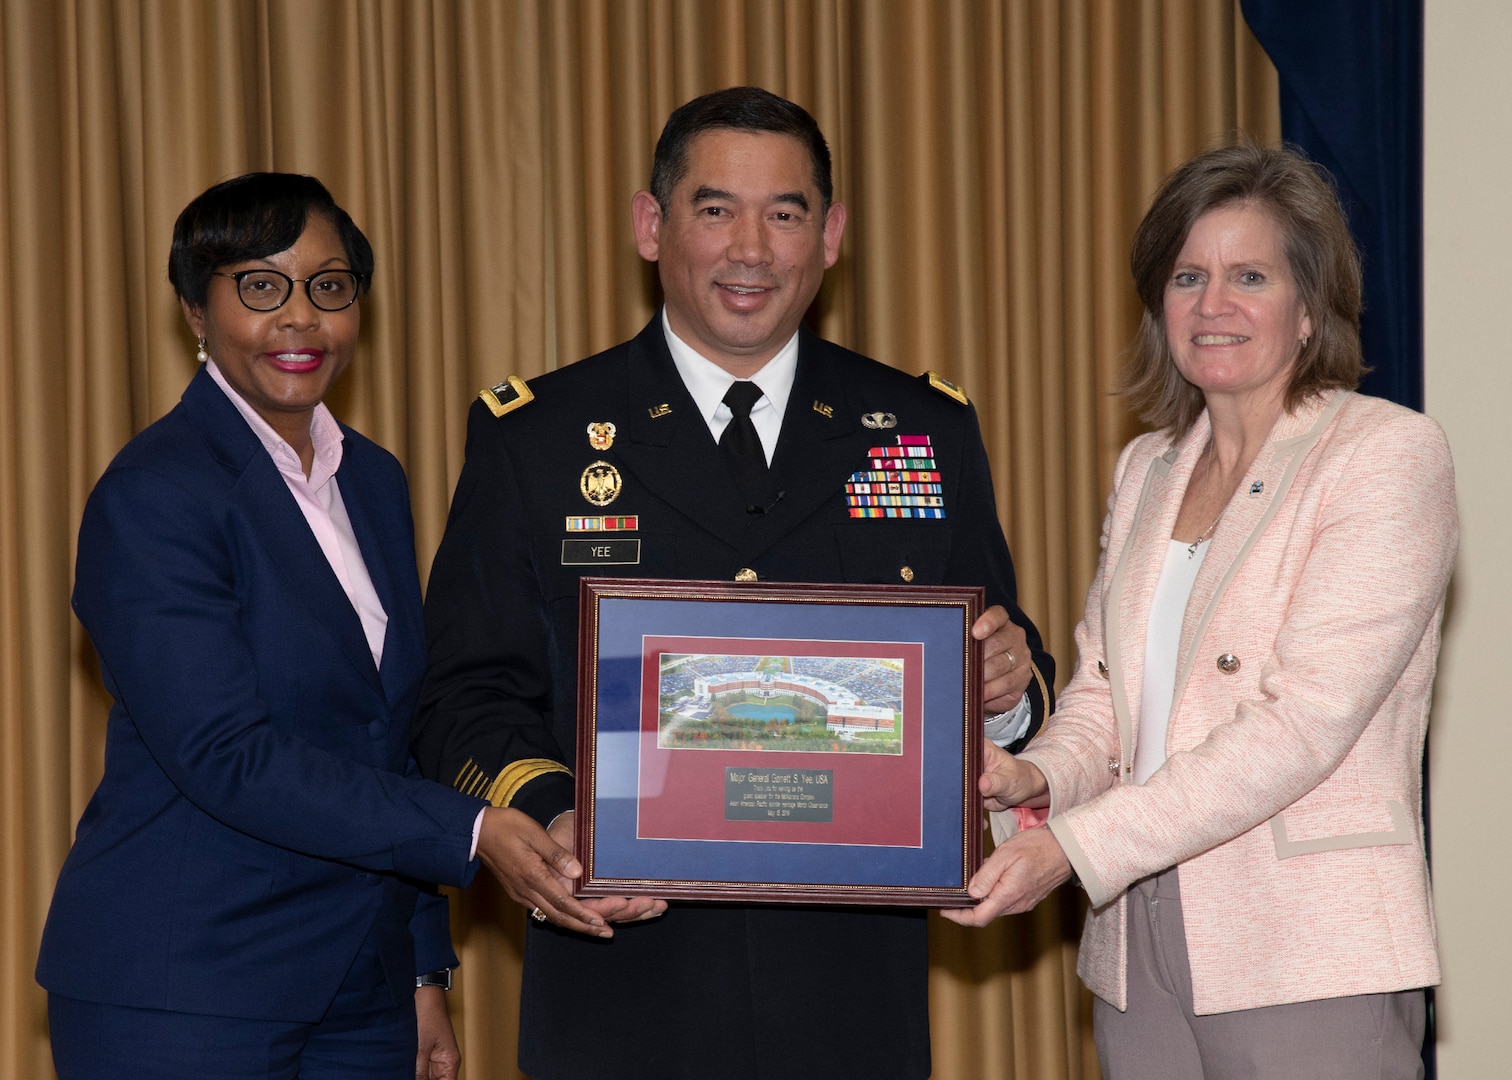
xmin=575 ymin=578 xmax=983 ymax=907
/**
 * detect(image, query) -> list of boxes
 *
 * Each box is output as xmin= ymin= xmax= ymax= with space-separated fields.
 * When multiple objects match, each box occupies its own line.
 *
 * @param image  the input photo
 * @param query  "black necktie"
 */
xmin=720 ymin=381 xmax=772 ymax=508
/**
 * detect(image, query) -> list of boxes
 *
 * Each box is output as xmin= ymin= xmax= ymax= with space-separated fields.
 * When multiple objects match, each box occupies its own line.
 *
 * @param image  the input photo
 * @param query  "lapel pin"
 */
xmin=648 ymin=403 xmax=672 ymax=419
xmin=1250 ymin=480 xmax=1264 ymax=494
xmin=586 ymin=422 xmax=617 ymax=451
xmin=861 ymin=411 xmax=897 ymax=429
xmin=812 ymin=400 xmax=833 ymax=418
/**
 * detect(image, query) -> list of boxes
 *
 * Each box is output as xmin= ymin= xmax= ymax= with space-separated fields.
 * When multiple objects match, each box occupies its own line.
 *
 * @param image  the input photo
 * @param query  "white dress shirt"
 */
xmin=658 ymin=313 xmax=1032 ymax=745
xmin=662 ymin=308 xmax=797 ymax=462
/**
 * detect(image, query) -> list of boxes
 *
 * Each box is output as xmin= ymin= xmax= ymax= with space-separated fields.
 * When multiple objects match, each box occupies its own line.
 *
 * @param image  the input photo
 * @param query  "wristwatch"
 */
xmin=415 ymin=968 xmax=454 ymax=990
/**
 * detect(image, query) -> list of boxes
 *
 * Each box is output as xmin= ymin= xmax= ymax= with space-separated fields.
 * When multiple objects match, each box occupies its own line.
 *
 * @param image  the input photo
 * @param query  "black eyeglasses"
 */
xmin=211 ymin=269 xmax=361 ymax=312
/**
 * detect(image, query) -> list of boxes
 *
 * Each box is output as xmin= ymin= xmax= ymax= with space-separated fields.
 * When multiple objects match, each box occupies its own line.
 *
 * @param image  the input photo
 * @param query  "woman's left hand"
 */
xmin=415 ymin=984 xmax=461 ymax=1080
xmin=941 ymin=826 xmax=1072 ymax=926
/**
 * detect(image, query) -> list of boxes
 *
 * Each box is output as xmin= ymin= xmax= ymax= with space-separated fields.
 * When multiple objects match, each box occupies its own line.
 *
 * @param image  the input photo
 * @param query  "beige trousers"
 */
xmin=1093 ymin=867 xmax=1427 ymax=1080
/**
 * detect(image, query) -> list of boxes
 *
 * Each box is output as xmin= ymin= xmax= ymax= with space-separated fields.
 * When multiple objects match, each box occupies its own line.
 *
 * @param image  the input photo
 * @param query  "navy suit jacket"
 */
xmin=37 ymin=366 xmax=485 ymax=1023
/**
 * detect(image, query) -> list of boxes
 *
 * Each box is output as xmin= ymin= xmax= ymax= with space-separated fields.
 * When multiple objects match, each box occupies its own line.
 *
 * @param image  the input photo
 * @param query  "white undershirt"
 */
xmin=1133 ymin=539 xmax=1209 ymax=784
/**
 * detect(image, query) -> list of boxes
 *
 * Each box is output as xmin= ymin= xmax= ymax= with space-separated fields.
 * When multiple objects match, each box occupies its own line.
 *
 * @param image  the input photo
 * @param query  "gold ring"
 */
xmin=530 ymin=907 xmax=547 ymax=923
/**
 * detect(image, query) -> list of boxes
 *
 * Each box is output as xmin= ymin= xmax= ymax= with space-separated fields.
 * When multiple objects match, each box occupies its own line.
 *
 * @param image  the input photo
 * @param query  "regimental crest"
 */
xmin=579 ymin=461 xmax=622 ymax=507
xmin=861 ymin=411 xmax=898 ymax=430
xmin=587 ymin=421 xmax=617 ymax=451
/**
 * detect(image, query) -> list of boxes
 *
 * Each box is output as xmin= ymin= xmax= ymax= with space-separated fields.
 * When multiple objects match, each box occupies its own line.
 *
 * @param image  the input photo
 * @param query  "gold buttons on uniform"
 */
xmin=1217 ymin=653 xmax=1241 ymax=674
xmin=899 ymin=565 xmax=914 ymax=582
xmin=735 ymin=568 xmax=758 ymax=582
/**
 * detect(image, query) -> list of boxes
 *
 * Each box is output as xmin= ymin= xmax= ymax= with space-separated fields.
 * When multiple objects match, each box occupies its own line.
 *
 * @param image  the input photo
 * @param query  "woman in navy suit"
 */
xmin=38 ymin=174 xmax=492 ymax=1079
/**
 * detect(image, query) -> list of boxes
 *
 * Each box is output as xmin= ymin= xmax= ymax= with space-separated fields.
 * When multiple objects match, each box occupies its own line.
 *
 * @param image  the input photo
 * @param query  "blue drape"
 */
xmin=1238 ymin=5 xmax=1430 ymax=1072
xmin=1240 ymin=0 xmax=1424 ymax=412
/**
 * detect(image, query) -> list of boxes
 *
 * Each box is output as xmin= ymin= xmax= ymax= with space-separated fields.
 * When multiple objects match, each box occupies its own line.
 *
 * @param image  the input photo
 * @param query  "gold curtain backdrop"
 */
xmin=0 ymin=2 xmax=1276 ymax=1076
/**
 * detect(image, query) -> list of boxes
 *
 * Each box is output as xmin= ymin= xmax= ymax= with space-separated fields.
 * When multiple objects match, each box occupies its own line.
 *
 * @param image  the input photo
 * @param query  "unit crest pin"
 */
xmin=587 ymin=422 xmax=617 ymax=451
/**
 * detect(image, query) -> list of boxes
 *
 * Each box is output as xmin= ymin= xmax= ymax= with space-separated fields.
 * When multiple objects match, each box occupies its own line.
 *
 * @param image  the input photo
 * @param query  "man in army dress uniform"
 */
xmin=415 ymin=86 xmax=1053 ymax=1080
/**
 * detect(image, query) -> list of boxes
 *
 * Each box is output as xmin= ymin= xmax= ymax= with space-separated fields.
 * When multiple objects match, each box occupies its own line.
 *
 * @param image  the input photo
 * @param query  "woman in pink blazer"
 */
xmin=946 ymin=143 xmax=1456 ymax=1079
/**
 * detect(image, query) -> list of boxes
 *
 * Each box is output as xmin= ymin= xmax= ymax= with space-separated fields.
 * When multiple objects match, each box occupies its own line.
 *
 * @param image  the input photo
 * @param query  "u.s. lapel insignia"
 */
xmin=648 ymin=403 xmax=672 ymax=419
xmin=861 ymin=411 xmax=897 ymax=430
xmin=580 ymin=461 xmax=622 ymax=506
xmin=587 ymin=422 xmax=617 ymax=451
xmin=813 ymin=400 xmax=834 ymax=418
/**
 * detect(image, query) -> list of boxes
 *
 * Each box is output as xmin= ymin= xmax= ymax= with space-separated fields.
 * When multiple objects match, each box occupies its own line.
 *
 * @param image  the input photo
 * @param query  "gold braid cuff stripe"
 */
xmin=483 ymin=758 xmax=573 ymax=808
xmin=1024 ymin=662 xmax=1051 ymax=746
xmin=452 ymin=759 xmax=491 ymax=798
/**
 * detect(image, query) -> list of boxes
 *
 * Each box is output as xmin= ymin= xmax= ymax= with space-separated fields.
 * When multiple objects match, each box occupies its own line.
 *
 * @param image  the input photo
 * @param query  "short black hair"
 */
xmin=649 ymin=86 xmax=833 ymax=215
xmin=168 ymin=172 xmax=374 ymax=310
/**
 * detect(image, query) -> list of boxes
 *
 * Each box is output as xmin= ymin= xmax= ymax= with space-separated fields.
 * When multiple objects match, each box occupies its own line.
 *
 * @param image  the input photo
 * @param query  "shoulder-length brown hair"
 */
xmin=1121 ymin=140 xmax=1366 ymax=438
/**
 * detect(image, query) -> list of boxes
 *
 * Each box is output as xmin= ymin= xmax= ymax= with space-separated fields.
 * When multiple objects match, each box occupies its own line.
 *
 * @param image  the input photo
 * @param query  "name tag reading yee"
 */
xmin=561 ymin=539 xmax=642 ymax=565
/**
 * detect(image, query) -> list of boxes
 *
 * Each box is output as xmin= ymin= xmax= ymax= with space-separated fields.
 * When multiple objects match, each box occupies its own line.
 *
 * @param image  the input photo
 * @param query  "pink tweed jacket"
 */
xmin=1014 ymin=390 xmax=1457 ymax=1014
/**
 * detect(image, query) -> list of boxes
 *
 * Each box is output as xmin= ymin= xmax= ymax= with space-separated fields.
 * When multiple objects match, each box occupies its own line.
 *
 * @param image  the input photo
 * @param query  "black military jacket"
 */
xmin=415 ymin=316 xmax=1053 ymax=1080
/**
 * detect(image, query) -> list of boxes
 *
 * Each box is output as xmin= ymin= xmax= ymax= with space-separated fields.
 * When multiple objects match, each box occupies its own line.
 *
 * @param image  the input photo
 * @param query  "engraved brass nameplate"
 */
xmin=724 ymin=767 xmax=834 ymax=823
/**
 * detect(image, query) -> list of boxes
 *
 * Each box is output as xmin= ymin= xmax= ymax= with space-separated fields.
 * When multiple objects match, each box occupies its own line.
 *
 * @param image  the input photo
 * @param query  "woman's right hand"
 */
xmin=474 ymin=807 xmax=666 ymax=937
xmin=980 ymin=738 xmax=1050 ymax=810
xmin=474 ymin=807 xmax=609 ymax=937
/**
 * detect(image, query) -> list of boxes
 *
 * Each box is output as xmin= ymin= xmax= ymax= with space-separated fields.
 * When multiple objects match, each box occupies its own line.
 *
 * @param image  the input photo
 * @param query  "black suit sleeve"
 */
xmin=414 ymin=400 xmax=576 ymax=827
xmin=947 ymin=400 xmax=1054 ymax=751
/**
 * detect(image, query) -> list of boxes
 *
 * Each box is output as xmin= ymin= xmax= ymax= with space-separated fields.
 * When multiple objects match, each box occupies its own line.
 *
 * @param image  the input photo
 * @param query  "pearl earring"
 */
xmin=196 ymin=337 xmax=209 ymax=363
